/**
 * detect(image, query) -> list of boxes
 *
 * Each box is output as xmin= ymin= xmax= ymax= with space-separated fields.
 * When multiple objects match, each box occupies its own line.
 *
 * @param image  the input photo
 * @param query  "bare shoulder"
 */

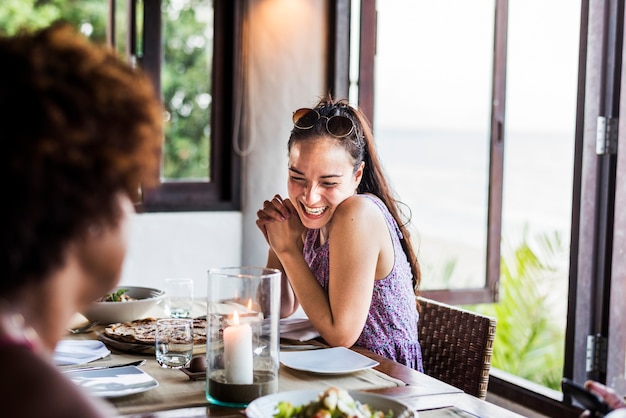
xmin=333 ymin=194 xmax=386 ymax=226
xmin=331 ymin=195 xmax=393 ymax=274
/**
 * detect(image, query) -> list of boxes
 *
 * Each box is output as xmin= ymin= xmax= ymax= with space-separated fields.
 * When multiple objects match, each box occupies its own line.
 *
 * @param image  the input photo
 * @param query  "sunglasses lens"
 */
xmin=327 ymin=116 xmax=354 ymax=137
xmin=292 ymin=108 xmax=355 ymax=138
xmin=293 ymin=108 xmax=319 ymax=129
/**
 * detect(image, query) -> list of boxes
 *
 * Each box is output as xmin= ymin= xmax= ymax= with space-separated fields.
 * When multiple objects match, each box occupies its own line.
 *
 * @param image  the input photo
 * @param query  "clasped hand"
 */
xmin=256 ymin=195 xmax=305 ymax=253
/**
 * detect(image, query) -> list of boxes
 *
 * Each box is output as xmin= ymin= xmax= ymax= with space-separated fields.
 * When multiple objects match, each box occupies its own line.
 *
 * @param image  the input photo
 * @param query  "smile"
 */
xmin=303 ymin=204 xmax=327 ymax=216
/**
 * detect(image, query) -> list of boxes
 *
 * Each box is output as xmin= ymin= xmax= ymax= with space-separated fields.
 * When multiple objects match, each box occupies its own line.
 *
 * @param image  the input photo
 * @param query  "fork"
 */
xmin=67 ymin=321 xmax=99 ymax=334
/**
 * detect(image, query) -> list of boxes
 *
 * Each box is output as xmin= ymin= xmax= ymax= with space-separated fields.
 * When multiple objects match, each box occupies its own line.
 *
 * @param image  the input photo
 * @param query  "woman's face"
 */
xmin=287 ymin=138 xmax=363 ymax=230
xmin=77 ymin=194 xmax=135 ymax=306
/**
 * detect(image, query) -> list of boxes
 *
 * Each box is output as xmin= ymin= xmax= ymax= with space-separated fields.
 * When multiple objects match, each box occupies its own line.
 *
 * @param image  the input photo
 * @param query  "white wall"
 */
xmin=120 ymin=0 xmax=327 ymax=296
xmin=240 ymin=0 xmax=327 ymax=267
xmin=120 ymin=212 xmax=242 ymax=298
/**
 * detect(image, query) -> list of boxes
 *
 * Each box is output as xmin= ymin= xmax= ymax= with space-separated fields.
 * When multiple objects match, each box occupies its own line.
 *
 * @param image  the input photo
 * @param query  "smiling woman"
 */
xmin=255 ymin=95 xmax=423 ymax=372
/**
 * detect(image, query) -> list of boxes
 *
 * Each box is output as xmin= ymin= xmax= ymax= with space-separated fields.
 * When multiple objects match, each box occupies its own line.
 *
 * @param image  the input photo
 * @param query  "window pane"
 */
xmin=162 ymin=0 xmax=212 ymax=181
xmin=504 ymin=0 xmax=577 ymax=248
xmin=374 ymin=0 xmax=495 ymax=290
xmin=494 ymin=0 xmax=578 ymax=389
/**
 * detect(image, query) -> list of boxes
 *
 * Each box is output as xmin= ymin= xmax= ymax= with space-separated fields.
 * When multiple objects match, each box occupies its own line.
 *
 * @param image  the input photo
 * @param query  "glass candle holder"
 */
xmin=205 ymin=267 xmax=280 ymax=407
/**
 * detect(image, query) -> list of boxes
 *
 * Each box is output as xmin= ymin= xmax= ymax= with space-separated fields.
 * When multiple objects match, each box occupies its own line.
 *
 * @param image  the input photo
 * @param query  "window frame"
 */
xmin=568 ymin=0 xmax=625 ymax=393
xmin=493 ymin=1 xmax=626 ymax=414
xmin=354 ymin=0 xmax=626 ymax=416
xmin=119 ymin=0 xmax=241 ymax=213
xmin=356 ymin=0 xmax=506 ymax=305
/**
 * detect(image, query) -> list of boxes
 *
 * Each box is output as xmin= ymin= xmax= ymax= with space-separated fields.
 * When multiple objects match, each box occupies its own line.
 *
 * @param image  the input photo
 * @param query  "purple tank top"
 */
xmin=302 ymin=194 xmax=423 ymax=371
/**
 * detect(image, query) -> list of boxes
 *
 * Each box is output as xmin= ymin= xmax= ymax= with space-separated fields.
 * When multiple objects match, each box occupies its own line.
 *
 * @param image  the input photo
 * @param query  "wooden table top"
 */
xmin=61 ymin=325 xmax=523 ymax=418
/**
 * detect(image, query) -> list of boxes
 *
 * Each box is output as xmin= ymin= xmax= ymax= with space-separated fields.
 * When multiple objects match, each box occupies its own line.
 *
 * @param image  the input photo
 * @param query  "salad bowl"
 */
xmin=82 ymin=286 xmax=165 ymax=325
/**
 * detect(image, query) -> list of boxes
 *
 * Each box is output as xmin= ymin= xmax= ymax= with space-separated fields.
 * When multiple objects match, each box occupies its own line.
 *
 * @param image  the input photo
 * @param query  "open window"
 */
xmin=111 ymin=0 xmax=241 ymax=212
xmin=353 ymin=0 xmax=508 ymax=305
xmin=347 ymin=1 xmax=626 ymax=417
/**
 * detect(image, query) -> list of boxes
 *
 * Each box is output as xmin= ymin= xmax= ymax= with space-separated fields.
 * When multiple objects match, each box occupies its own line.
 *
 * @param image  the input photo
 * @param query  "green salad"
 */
xmin=98 ymin=288 xmax=135 ymax=302
xmin=273 ymin=387 xmax=394 ymax=418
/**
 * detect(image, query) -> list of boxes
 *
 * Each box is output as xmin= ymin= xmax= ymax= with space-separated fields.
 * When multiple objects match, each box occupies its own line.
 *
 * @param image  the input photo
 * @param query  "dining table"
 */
xmin=60 ymin=303 xmax=524 ymax=418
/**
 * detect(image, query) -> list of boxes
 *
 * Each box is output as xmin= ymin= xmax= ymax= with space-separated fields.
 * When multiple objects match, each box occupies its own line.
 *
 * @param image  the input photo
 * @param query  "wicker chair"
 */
xmin=416 ymin=296 xmax=497 ymax=400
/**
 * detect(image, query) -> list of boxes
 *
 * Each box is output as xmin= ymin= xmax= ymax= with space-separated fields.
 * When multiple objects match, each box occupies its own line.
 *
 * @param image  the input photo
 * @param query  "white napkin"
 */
xmin=53 ymin=340 xmax=111 ymax=366
xmin=280 ymin=316 xmax=320 ymax=341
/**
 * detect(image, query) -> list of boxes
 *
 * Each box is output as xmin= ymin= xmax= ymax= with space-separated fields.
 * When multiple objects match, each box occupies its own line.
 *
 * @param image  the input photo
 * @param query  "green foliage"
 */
xmin=0 ymin=0 xmax=211 ymax=180
xmin=161 ymin=0 xmax=211 ymax=179
xmin=467 ymin=230 xmax=566 ymax=390
xmin=0 ymin=0 xmax=107 ymax=40
xmin=0 ymin=0 xmax=59 ymax=35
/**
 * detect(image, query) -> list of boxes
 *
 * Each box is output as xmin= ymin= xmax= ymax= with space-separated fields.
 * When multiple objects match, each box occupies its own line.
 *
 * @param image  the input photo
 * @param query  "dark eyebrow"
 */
xmin=288 ymin=166 xmax=304 ymax=175
xmin=288 ymin=166 xmax=343 ymax=179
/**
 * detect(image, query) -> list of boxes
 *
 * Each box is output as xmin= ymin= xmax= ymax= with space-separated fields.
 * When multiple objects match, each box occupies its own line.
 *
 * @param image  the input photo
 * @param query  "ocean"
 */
xmin=374 ymin=128 xmax=575 ymax=290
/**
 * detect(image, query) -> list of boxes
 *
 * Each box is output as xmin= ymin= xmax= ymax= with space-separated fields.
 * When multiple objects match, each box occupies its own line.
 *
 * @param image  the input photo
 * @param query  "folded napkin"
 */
xmin=54 ymin=340 xmax=111 ymax=366
xmin=280 ymin=317 xmax=320 ymax=341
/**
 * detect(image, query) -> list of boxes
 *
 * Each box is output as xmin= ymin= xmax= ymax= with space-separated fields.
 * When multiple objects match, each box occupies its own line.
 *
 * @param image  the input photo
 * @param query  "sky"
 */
xmin=365 ymin=1 xmax=579 ymax=286
xmin=373 ymin=0 xmax=581 ymax=134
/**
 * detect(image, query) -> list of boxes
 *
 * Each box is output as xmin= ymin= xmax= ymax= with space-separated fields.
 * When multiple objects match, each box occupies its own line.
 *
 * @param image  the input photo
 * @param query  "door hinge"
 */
xmin=586 ymin=334 xmax=607 ymax=374
xmin=596 ymin=116 xmax=618 ymax=155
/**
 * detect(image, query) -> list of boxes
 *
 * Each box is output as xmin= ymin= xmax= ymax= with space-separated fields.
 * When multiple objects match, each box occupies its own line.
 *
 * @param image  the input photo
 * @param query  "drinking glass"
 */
xmin=155 ymin=318 xmax=194 ymax=369
xmin=164 ymin=277 xmax=194 ymax=318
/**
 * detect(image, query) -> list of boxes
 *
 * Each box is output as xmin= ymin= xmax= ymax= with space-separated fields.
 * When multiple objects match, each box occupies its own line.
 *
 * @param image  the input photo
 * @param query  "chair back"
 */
xmin=417 ymin=296 xmax=496 ymax=400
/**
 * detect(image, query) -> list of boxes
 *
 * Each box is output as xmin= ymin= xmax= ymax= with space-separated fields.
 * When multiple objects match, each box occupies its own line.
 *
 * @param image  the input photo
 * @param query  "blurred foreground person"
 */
xmin=0 ymin=22 xmax=162 ymax=417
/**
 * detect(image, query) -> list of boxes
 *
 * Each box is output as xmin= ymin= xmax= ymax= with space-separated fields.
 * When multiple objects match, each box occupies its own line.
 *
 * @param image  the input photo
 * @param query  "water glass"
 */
xmin=164 ymin=277 xmax=194 ymax=318
xmin=155 ymin=318 xmax=194 ymax=369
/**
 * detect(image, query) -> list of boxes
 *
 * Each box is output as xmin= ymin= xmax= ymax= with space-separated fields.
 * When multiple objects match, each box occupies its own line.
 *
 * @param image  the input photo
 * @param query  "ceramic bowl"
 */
xmin=82 ymin=286 xmax=165 ymax=325
xmin=246 ymin=389 xmax=416 ymax=418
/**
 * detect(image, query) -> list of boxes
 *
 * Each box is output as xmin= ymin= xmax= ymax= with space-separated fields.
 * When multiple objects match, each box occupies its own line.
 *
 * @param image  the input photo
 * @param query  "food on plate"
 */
xmin=273 ymin=387 xmax=394 ymax=418
xmin=103 ymin=317 xmax=207 ymax=345
xmin=98 ymin=288 xmax=136 ymax=302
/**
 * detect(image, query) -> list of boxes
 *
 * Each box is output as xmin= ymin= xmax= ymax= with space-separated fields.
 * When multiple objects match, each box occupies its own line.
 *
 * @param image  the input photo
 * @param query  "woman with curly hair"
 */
xmin=0 ymin=22 xmax=162 ymax=417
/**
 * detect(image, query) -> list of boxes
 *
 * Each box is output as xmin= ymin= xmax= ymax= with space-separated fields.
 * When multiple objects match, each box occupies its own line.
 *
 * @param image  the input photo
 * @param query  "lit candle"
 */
xmin=223 ymin=310 xmax=253 ymax=384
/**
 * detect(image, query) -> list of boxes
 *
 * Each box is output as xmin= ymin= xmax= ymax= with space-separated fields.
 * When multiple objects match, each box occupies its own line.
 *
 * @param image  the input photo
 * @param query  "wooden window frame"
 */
xmin=117 ymin=0 xmax=241 ymax=213
xmin=352 ymin=0 xmax=626 ymax=416
xmin=355 ymin=0 xmax=506 ymax=305
xmin=350 ymin=1 xmax=623 ymax=416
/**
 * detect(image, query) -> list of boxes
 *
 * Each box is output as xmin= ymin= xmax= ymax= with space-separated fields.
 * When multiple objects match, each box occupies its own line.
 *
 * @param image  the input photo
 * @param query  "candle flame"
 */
xmin=247 ymin=299 xmax=252 ymax=310
xmin=233 ymin=310 xmax=239 ymax=326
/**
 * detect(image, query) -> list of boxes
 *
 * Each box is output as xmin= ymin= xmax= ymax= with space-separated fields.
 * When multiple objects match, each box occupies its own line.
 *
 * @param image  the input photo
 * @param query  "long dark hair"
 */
xmin=288 ymin=95 xmax=421 ymax=292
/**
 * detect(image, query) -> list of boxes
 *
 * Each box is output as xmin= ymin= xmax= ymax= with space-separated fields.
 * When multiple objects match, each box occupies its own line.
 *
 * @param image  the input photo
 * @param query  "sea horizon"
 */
xmin=374 ymin=127 xmax=574 ymax=292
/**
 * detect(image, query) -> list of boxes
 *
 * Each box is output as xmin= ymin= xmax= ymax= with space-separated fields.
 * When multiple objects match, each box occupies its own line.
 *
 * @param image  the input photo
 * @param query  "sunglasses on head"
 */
xmin=292 ymin=108 xmax=355 ymax=138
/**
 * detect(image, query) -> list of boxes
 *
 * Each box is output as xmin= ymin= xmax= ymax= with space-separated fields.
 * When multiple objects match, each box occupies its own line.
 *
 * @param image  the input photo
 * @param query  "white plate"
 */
xmin=280 ymin=347 xmax=379 ymax=374
xmin=53 ymin=340 xmax=111 ymax=366
xmin=65 ymin=365 xmax=158 ymax=398
xmin=245 ymin=389 xmax=416 ymax=418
